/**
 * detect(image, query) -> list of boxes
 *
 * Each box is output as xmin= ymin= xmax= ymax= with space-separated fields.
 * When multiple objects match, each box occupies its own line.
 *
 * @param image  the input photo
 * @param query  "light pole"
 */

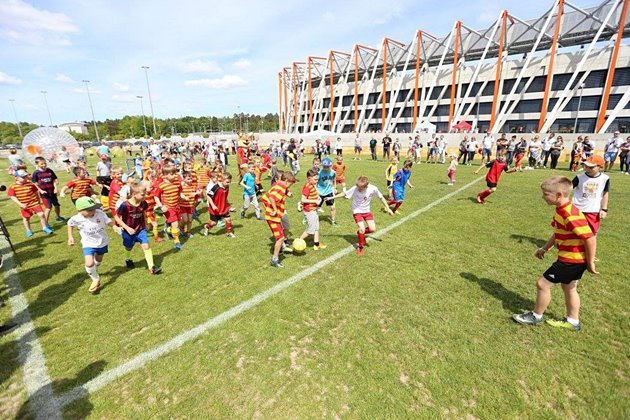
xmin=41 ymin=90 xmax=53 ymax=126
xmin=136 ymin=95 xmax=148 ymax=137
xmin=237 ymin=106 xmax=242 ymax=131
xmin=82 ymin=80 xmax=100 ymax=141
xmin=8 ymin=99 xmax=23 ymax=138
xmin=141 ymin=66 xmax=157 ymax=137
xmin=573 ymin=82 xmax=585 ymax=133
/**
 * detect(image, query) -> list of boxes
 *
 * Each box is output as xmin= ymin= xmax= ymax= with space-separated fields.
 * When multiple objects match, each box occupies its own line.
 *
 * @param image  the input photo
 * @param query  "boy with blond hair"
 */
xmin=299 ymin=168 xmax=326 ymax=250
xmin=513 ymin=176 xmax=598 ymax=332
xmin=261 ymin=172 xmax=297 ymax=268
xmin=154 ymin=165 xmax=185 ymax=250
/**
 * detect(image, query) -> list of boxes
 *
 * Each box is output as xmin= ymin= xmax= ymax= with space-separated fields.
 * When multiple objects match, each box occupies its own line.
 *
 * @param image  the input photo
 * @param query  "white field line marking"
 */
xmin=1 ymin=237 xmax=62 ymax=420
xmin=57 ymin=176 xmax=483 ymax=408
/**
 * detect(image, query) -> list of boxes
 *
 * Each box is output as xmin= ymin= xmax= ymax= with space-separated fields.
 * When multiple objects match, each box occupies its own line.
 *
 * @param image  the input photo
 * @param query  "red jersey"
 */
xmin=301 ymin=183 xmax=319 ymax=212
xmin=485 ymin=160 xmax=509 ymax=184
xmin=108 ymin=178 xmax=123 ymax=208
xmin=207 ymin=184 xmax=230 ymax=215
xmin=332 ymin=163 xmax=346 ymax=181
xmin=8 ymin=182 xmax=41 ymax=208
xmin=67 ymin=177 xmax=97 ymax=200
xmin=116 ymin=201 xmax=148 ymax=231
xmin=155 ymin=180 xmax=182 ymax=208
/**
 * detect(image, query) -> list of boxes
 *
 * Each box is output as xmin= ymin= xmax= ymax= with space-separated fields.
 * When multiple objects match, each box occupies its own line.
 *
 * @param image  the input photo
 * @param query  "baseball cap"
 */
xmin=584 ymin=155 xmax=605 ymax=167
xmin=322 ymin=157 xmax=333 ymax=166
xmin=14 ymin=170 xmax=28 ymax=178
xmin=75 ymin=196 xmax=102 ymax=211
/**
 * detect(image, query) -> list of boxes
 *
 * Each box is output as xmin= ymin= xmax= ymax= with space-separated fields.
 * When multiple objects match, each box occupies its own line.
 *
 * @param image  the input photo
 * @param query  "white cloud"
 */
xmin=0 ymin=71 xmax=22 ymax=85
xmin=0 ymin=0 xmax=79 ymax=46
xmin=111 ymin=94 xmax=136 ymax=103
xmin=55 ymin=73 xmax=74 ymax=83
xmin=180 ymin=59 xmax=222 ymax=74
xmin=112 ymin=82 xmax=130 ymax=92
xmin=184 ymin=75 xmax=247 ymax=89
xmin=233 ymin=58 xmax=251 ymax=69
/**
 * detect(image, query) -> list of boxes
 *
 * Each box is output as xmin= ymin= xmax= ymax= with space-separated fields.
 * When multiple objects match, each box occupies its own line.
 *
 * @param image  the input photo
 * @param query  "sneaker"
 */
xmin=25 ymin=230 xmax=34 ymax=238
xmin=217 ymin=220 xmax=226 ymax=228
xmin=88 ymin=280 xmax=100 ymax=294
xmin=512 ymin=311 xmax=544 ymax=326
xmin=356 ymin=247 xmax=364 ymax=256
xmin=0 ymin=323 xmax=18 ymax=337
xmin=297 ymin=202 xmax=303 ymax=212
xmin=394 ymin=210 xmax=402 ymax=215
xmin=240 ymin=210 xmax=245 ymax=219
xmin=546 ymin=317 xmax=581 ymax=332
xmin=149 ymin=266 xmax=162 ymax=275
xmin=174 ymin=243 xmax=182 ymax=250
xmin=125 ymin=259 xmax=135 ymax=269
xmin=447 ymin=183 xmax=454 ymax=186
xmin=257 ymin=216 xmax=264 ymax=221
xmin=226 ymin=233 xmax=236 ymax=238
xmin=282 ymin=245 xmax=293 ymax=253
xmin=54 ymin=216 xmax=67 ymax=222
xmin=270 ymin=259 xmax=284 ymax=268
xmin=164 ymin=226 xmax=173 ymax=239
xmin=201 ymin=228 xmax=209 ymax=236
xmin=331 ymin=220 xmax=339 ymax=227
xmin=42 ymin=226 xmax=53 ymax=235
xmin=313 ymin=244 xmax=327 ymax=250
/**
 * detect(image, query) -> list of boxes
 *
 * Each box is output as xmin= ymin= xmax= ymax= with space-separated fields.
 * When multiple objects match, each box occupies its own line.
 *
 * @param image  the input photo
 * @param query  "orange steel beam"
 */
xmin=353 ymin=45 xmax=378 ymax=131
xmin=413 ymin=31 xmax=423 ymax=131
xmin=283 ymin=67 xmax=290 ymax=131
xmin=448 ymin=21 xmax=462 ymax=130
xmin=307 ymin=56 xmax=326 ymax=130
xmin=538 ymin=0 xmax=564 ymax=133
xmin=490 ymin=11 xmax=509 ymax=131
xmin=596 ymin=0 xmax=629 ymax=132
xmin=278 ymin=71 xmax=283 ymax=133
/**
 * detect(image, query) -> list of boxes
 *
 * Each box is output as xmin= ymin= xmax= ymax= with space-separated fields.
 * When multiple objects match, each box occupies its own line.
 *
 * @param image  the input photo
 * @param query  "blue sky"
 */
xmin=0 ymin=0 xmax=597 ymax=125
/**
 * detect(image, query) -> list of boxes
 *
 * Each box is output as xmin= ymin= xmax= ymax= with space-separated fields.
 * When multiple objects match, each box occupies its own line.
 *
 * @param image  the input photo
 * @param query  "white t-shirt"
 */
xmin=542 ymin=137 xmax=554 ymax=151
xmin=467 ymin=140 xmax=478 ymax=152
xmin=68 ymin=209 xmax=111 ymax=248
xmin=606 ymin=137 xmax=623 ymax=153
xmin=96 ymin=161 xmax=111 ymax=177
xmin=344 ymin=184 xmax=384 ymax=214
xmin=335 ymin=140 xmax=343 ymax=150
xmin=482 ymin=136 xmax=494 ymax=149
xmin=572 ymin=173 xmax=610 ymax=213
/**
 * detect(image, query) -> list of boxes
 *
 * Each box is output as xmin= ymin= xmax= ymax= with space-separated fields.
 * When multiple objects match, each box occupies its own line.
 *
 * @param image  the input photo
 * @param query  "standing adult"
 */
xmin=438 ymin=135 xmax=448 ymax=163
xmin=96 ymin=140 xmax=110 ymax=158
xmin=604 ymin=130 xmax=624 ymax=172
xmin=335 ymin=137 xmax=344 ymax=157
xmin=582 ymin=136 xmax=594 ymax=160
xmin=466 ymin=136 xmax=478 ymax=165
xmin=382 ymin=133 xmax=392 ymax=159
xmin=541 ymin=132 xmax=555 ymax=168
xmin=506 ymin=135 xmax=518 ymax=165
xmin=570 ymin=136 xmax=584 ymax=171
xmin=480 ymin=131 xmax=495 ymax=165
xmin=527 ymin=135 xmax=542 ymax=169
xmin=549 ymin=136 xmax=564 ymax=170
xmin=458 ymin=136 xmax=469 ymax=164
xmin=619 ymin=136 xmax=630 ymax=174
xmin=353 ymin=134 xmax=362 ymax=160
xmin=369 ymin=136 xmax=378 ymax=161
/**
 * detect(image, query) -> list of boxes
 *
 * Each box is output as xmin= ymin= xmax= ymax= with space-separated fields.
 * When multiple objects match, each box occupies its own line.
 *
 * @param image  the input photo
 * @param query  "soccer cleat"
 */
xmin=331 ymin=220 xmax=339 ymax=227
xmin=217 ymin=220 xmax=226 ymax=228
xmin=55 ymin=216 xmax=67 ymax=222
xmin=546 ymin=318 xmax=581 ymax=332
xmin=174 ymin=243 xmax=182 ymax=250
xmin=42 ymin=226 xmax=53 ymax=235
xmin=476 ymin=194 xmax=486 ymax=204
xmin=512 ymin=311 xmax=544 ymax=326
xmin=270 ymin=259 xmax=284 ymax=268
xmin=88 ymin=281 xmax=100 ymax=294
xmin=25 ymin=230 xmax=34 ymax=238
xmin=240 ymin=210 xmax=245 ymax=219
xmin=125 ymin=259 xmax=135 ymax=269
xmin=201 ymin=228 xmax=209 ymax=236
xmin=186 ymin=233 xmax=194 ymax=238
xmin=313 ymin=244 xmax=327 ymax=250
xmin=164 ymin=226 xmax=173 ymax=239
xmin=282 ymin=245 xmax=293 ymax=253
xmin=226 ymin=233 xmax=236 ymax=238
xmin=149 ymin=266 xmax=162 ymax=275
xmin=356 ymin=247 xmax=364 ymax=256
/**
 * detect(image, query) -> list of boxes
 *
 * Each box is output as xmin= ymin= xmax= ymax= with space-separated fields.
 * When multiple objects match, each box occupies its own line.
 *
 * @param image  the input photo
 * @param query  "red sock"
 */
xmin=365 ymin=227 xmax=373 ymax=234
xmin=478 ymin=189 xmax=493 ymax=200
xmin=357 ymin=231 xmax=366 ymax=247
xmin=205 ymin=221 xmax=217 ymax=230
xmin=393 ymin=202 xmax=402 ymax=212
xmin=226 ymin=220 xmax=233 ymax=233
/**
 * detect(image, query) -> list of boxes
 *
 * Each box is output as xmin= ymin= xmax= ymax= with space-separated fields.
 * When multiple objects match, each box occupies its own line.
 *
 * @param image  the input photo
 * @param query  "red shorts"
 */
xmin=337 ymin=178 xmax=346 ymax=184
xmin=180 ymin=206 xmax=194 ymax=216
xmin=145 ymin=210 xmax=156 ymax=223
xmin=584 ymin=212 xmax=601 ymax=234
xmin=164 ymin=207 xmax=181 ymax=223
xmin=353 ymin=212 xmax=374 ymax=224
xmin=266 ymin=220 xmax=285 ymax=240
xmin=21 ymin=205 xmax=43 ymax=219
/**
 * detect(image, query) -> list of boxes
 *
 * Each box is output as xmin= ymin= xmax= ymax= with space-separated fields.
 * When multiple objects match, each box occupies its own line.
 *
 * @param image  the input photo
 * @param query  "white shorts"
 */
xmin=304 ymin=210 xmax=319 ymax=235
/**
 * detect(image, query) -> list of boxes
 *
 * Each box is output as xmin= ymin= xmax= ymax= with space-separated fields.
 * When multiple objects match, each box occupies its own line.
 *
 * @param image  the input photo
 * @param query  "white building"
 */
xmin=58 ymin=122 xmax=88 ymax=135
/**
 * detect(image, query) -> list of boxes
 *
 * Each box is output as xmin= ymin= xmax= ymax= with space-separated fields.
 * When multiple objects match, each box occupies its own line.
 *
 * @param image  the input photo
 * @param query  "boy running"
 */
xmin=317 ymin=157 xmax=338 ymax=226
xmin=31 ymin=156 xmax=66 ymax=223
xmin=240 ymin=164 xmax=262 ymax=220
xmin=387 ymin=160 xmax=414 ymax=214
xmin=474 ymin=151 xmax=516 ymax=204
xmin=8 ymin=170 xmax=53 ymax=237
xmin=154 ymin=166 xmax=185 ymax=250
xmin=202 ymin=173 xmax=235 ymax=238
xmin=299 ymin=169 xmax=326 ymax=250
xmin=60 ymin=167 xmax=97 ymax=203
xmin=332 ymin=156 xmax=347 ymax=192
xmin=261 ymin=172 xmax=297 ymax=268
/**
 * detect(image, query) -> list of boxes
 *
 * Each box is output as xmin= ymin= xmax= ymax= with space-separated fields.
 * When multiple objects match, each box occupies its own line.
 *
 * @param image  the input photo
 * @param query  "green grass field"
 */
xmin=0 ymin=153 xmax=628 ymax=419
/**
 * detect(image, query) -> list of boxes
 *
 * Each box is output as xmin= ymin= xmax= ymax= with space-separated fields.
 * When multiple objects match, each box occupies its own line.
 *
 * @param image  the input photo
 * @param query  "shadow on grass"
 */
xmin=510 ymin=234 xmax=547 ymax=248
xmin=460 ymin=272 xmax=536 ymax=313
xmin=15 ymin=360 xmax=107 ymax=419
xmin=13 ymin=259 xmax=73 ymax=293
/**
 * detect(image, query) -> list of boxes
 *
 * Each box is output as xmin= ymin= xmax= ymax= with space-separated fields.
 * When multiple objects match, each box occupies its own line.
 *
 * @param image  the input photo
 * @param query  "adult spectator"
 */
xmin=549 ymin=136 xmax=564 ymax=170
xmin=570 ymin=136 xmax=584 ymax=171
xmin=541 ymin=132 xmax=555 ymax=168
xmin=582 ymin=136 xmax=594 ymax=159
xmin=458 ymin=136 xmax=469 ymax=164
xmin=527 ymin=135 xmax=542 ymax=169
xmin=466 ymin=136 xmax=478 ymax=165
xmin=496 ymin=134 xmax=509 ymax=156
xmin=604 ymin=131 xmax=624 ymax=172
xmin=324 ymin=138 xmax=331 ymax=155
xmin=353 ymin=134 xmax=362 ymax=160
xmin=619 ymin=136 xmax=630 ymax=173
xmin=438 ymin=135 xmax=448 ymax=163
xmin=369 ymin=136 xmax=378 ymax=161
xmin=149 ymin=140 xmax=161 ymax=159
xmin=480 ymin=131 xmax=495 ymax=165
xmin=382 ymin=133 xmax=392 ymax=159
xmin=506 ymin=135 xmax=518 ymax=165
xmin=96 ymin=140 xmax=110 ymax=158
xmin=335 ymin=137 xmax=344 ymax=157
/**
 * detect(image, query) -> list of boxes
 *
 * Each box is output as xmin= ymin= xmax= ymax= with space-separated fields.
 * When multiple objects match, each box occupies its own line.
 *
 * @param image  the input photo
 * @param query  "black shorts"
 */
xmin=486 ymin=182 xmax=497 ymax=188
xmin=41 ymin=192 xmax=60 ymax=208
xmin=319 ymin=193 xmax=335 ymax=207
xmin=543 ymin=260 xmax=587 ymax=284
xmin=210 ymin=213 xmax=230 ymax=222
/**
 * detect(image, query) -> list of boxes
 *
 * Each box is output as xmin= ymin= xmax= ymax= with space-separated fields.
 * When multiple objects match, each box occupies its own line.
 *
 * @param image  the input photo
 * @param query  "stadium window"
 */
xmin=478 ymin=102 xmax=492 ymax=115
xmin=397 ymin=89 xmax=410 ymax=102
xmin=429 ymin=88 xmax=442 ymax=100
xmin=367 ymin=93 xmax=379 ymax=105
xmin=342 ymin=95 xmax=353 ymax=106
xmin=513 ymin=99 xmax=542 ymax=114
xmin=395 ymin=123 xmax=411 ymax=133
xmin=551 ymin=74 xmax=571 ymax=91
xmin=526 ymin=76 xmax=546 ymax=93
xmin=342 ymin=125 xmax=354 ymax=133
xmin=607 ymin=94 xmax=623 ymax=110
xmin=584 ymin=70 xmax=606 ymax=88
xmin=367 ymin=123 xmax=380 ymax=132
xmin=402 ymin=107 xmax=413 ymax=117
xmin=505 ymin=120 xmax=538 ymax=133
xmin=502 ymin=79 xmax=515 ymax=94
xmin=612 ymin=68 xmax=630 ymax=86
xmin=564 ymin=96 xmax=600 ymax=112
xmin=469 ymin=82 xmax=482 ymax=96
xmin=374 ymin=108 xmax=383 ymax=118
xmin=481 ymin=82 xmax=494 ymax=96
xmin=611 ymin=117 xmax=630 ymax=133
xmin=435 ymin=122 xmax=448 ymax=132
xmin=434 ymin=105 xmax=450 ymax=116
xmin=323 ymin=98 xmax=330 ymax=108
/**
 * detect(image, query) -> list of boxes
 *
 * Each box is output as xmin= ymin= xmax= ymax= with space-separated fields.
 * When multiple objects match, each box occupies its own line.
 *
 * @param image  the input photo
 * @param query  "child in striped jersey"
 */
xmin=141 ymin=180 xmax=162 ymax=241
xmin=180 ymin=171 xmax=200 ymax=237
xmin=202 ymin=172 xmax=234 ymax=238
xmin=262 ymin=171 xmax=297 ymax=268
xmin=154 ymin=166 xmax=186 ymax=250
xmin=8 ymin=170 xmax=53 ymax=237
xmin=60 ymin=167 xmax=97 ymax=203
xmin=299 ymin=168 xmax=326 ymax=251
xmin=513 ymin=176 xmax=598 ymax=332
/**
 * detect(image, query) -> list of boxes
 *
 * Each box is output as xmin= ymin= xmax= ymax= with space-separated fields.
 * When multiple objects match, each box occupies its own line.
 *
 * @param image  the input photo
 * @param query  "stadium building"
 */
xmin=278 ymin=0 xmax=630 ymax=135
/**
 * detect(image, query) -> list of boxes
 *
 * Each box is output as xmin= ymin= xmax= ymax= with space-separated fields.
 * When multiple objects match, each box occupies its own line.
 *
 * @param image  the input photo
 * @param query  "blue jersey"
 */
xmin=242 ymin=172 xmax=256 ymax=196
xmin=392 ymin=169 xmax=411 ymax=201
xmin=31 ymin=168 xmax=58 ymax=194
xmin=317 ymin=169 xmax=336 ymax=196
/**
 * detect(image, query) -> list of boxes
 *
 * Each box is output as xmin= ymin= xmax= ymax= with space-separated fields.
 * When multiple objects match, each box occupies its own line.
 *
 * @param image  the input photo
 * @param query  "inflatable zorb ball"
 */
xmin=22 ymin=127 xmax=80 ymax=168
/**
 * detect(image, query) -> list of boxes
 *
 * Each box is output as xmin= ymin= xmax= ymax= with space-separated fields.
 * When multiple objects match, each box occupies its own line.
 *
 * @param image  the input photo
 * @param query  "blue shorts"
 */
xmin=604 ymin=151 xmax=618 ymax=162
xmin=82 ymin=246 xmax=108 ymax=257
xmin=482 ymin=148 xmax=492 ymax=158
xmin=122 ymin=229 xmax=149 ymax=249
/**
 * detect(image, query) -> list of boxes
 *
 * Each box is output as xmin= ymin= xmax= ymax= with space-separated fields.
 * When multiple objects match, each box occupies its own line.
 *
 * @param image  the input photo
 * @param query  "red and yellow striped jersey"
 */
xmin=189 ymin=172 xmax=199 ymax=190
xmin=108 ymin=178 xmax=123 ymax=209
xmin=67 ymin=177 xmax=96 ymax=200
xmin=155 ymin=180 xmax=182 ymax=208
xmin=254 ymin=167 xmax=262 ymax=184
xmin=332 ymin=163 xmax=346 ymax=180
xmin=261 ymin=181 xmax=289 ymax=223
xmin=301 ymin=182 xmax=319 ymax=212
xmin=197 ymin=168 xmax=210 ymax=189
xmin=552 ymin=203 xmax=594 ymax=264
xmin=144 ymin=190 xmax=156 ymax=211
xmin=8 ymin=182 xmax=40 ymax=208
xmin=180 ymin=184 xmax=197 ymax=208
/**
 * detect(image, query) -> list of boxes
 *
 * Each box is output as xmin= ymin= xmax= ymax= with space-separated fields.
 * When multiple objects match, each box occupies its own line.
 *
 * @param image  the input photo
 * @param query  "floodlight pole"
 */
xmin=8 ymin=99 xmax=23 ymax=138
xmin=141 ymin=66 xmax=158 ymax=136
xmin=82 ymin=80 xmax=100 ymax=141
xmin=573 ymin=83 xmax=585 ymax=133
xmin=136 ymin=95 xmax=148 ymax=137
xmin=41 ymin=90 xmax=53 ymax=126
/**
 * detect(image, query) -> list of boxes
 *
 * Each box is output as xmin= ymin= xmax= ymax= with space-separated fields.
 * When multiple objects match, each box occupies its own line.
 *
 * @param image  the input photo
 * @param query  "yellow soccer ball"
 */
xmin=292 ymin=238 xmax=307 ymax=253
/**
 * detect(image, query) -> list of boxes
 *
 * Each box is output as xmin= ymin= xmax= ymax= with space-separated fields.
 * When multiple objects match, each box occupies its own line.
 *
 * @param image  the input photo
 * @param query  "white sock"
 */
xmin=85 ymin=265 xmax=100 ymax=281
xmin=94 ymin=261 xmax=102 ymax=268
xmin=532 ymin=312 xmax=543 ymax=320
xmin=566 ymin=316 xmax=580 ymax=326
